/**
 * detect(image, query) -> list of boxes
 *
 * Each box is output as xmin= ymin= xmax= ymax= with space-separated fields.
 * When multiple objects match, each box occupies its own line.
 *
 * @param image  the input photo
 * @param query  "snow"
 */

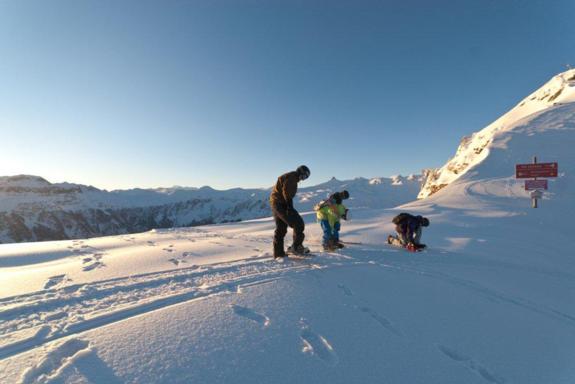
xmin=0 ymin=174 xmax=422 ymax=214
xmin=419 ymin=69 xmax=575 ymax=199
xmin=0 ymin=173 xmax=422 ymax=244
xmin=1 ymin=201 xmax=574 ymax=382
xmin=1 ymin=72 xmax=575 ymax=383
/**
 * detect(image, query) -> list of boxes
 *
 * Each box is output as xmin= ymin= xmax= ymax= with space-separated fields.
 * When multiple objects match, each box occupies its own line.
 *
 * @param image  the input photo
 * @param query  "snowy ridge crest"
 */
xmin=419 ymin=69 xmax=575 ymax=198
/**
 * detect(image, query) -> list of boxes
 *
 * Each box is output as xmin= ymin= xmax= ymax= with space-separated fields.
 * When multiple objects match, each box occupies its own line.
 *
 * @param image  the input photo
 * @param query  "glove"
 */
xmin=342 ymin=209 xmax=349 ymax=220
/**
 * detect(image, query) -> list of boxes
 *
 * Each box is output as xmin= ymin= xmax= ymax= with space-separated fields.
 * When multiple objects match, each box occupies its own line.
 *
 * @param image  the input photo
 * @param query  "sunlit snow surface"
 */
xmin=2 ymin=87 xmax=575 ymax=383
xmin=1 ymin=194 xmax=574 ymax=383
xmin=420 ymin=69 xmax=575 ymax=199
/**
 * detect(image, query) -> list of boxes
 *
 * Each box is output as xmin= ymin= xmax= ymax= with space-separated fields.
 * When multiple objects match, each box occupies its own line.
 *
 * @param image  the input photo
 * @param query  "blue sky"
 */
xmin=1 ymin=0 xmax=573 ymax=190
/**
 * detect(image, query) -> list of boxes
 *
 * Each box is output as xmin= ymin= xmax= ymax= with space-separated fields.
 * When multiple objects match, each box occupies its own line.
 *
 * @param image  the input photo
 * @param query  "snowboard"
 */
xmin=387 ymin=243 xmax=425 ymax=252
xmin=340 ymin=241 xmax=362 ymax=246
xmin=286 ymin=245 xmax=312 ymax=255
xmin=277 ymin=246 xmax=315 ymax=259
xmin=387 ymin=236 xmax=426 ymax=252
xmin=274 ymin=253 xmax=315 ymax=262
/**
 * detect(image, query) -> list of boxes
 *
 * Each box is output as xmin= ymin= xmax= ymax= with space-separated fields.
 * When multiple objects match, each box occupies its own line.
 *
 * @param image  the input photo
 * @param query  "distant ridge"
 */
xmin=0 ymin=174 xmax=423 ymax=243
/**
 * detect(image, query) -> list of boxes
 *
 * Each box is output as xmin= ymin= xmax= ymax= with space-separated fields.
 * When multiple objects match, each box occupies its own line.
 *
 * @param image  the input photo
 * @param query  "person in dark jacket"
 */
xmin=388 ymin=213 xmax=430 ymax=250
xmin=270 ymin=165 xmax=311 ymax=258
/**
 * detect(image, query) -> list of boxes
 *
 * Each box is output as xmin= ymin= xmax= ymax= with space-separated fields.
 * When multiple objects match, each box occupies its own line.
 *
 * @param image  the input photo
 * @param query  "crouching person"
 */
xmin=388 ymin=213 xmax=429 ymax=251
xmin=315 ymin=190 xmax=349 ymax=251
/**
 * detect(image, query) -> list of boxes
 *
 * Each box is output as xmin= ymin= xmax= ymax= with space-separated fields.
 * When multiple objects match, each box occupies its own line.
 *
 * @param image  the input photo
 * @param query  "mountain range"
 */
xmin=3 ymin=68 xmax=574 ymax=245
xmin=0 ymin=174 xmax=423 ymax=243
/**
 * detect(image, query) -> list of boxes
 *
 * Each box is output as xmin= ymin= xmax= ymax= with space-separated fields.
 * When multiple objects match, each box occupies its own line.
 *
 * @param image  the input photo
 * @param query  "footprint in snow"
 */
xmin=358 ymin=306 xmax=403 ymax=337
xmin=82 ymin=253 xmax=105 ymax=272
xmin=437 ymin=345 xmax=506 ymax=384
xmin=83 ymin=261 xmax=105 ymax=272
xmin=162 ymin=245 xmax=176 ymax=253
xmin=168 ymin=251 xmax=200 ymax=265
xmin=43 ymin=275 xmax=70 ymax=290
xmin=299 ymin=318 xmax=338 ymax=366
xmin=20 ymin=338 xmax=91 ymax=384
xmin=231 ymin=305 xmax=270 ymax=328
xmin=337 ymin=284 xmax=353 ymax=296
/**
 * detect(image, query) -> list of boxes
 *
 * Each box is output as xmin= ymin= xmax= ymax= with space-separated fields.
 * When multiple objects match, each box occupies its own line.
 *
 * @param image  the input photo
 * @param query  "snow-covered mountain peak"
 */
xmin=390 ymin=175 xmax=405 ymax=185
xmin=0 ymin=175 xmax=51 ymax=189
xmin=419 ymin=69 xmax=575 ymax=199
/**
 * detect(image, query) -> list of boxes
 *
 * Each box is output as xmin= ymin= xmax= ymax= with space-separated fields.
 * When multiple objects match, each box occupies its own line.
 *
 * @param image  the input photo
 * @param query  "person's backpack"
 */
xmin=314 ymin=198 xmax=331 ymax=211
xmin=314 ymin=193 xmax=338 ymax=211
xmin=392 ymin=212 xmax=413 ymax=225
xmin=313 ymin=201 xmax=325 ymax=211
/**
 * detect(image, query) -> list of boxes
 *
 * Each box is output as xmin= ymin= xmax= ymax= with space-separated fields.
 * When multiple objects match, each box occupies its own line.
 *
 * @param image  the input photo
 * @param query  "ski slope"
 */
xmin=2 ymin=78 xmax=575 ymax=383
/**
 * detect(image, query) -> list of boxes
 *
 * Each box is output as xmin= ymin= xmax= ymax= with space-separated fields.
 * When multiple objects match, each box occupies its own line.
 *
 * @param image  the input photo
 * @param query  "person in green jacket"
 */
xmin=315 ymin=190 xmax=349 ymax=251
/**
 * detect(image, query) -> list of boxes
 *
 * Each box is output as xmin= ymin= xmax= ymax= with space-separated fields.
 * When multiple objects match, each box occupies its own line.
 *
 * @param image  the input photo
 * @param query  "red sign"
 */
xmin=525 ymin=179 xmax=548 ymax=190
xmin=515 ymin=162 xmax=558 ymax=178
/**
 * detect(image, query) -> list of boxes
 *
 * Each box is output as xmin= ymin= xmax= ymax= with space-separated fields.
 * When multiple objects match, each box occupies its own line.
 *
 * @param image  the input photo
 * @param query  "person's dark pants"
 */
xmin=271 ymin=204 xmax=305 ymax=256
xmin=396 ymin=226 xmax=422 ymax=246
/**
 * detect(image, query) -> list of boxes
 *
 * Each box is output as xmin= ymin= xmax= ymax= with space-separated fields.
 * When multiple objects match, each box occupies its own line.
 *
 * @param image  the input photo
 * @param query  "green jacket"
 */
xmin=316 ymin=203 xmax=347 ymax=227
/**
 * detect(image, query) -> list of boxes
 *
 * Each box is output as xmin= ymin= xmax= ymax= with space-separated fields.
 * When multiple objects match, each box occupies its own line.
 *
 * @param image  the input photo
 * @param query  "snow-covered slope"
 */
xmin=1 ymin=179 xmax=574 ymax=383
xmin=1 ymin=72 xmax=575 ymax=383
xmin=420 ymin=69 xmax=575 ymax=198
xmin=0 ymin=175 xmax=423 ymax=244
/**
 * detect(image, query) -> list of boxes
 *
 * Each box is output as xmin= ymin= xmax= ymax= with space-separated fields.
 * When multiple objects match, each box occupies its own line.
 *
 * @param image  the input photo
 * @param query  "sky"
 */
xmin=0 ymin=0 xmax=574 ymax=191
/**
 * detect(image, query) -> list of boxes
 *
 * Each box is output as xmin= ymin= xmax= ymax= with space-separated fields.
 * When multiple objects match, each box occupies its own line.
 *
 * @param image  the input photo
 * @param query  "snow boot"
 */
xmin=322 ymin=242 xmax=335 ymax=251
xmin=287 ymin=244 xmax=311 ymax=255
xmin=274 ymin=251 xmax=287 ymax=259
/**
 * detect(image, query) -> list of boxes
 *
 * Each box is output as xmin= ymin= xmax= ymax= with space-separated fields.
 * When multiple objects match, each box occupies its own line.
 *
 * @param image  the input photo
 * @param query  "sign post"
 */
xmin=515 ymin=157 xmax=558 ymax=208
xmin=530 ymin=189 xmax=543 ymax=208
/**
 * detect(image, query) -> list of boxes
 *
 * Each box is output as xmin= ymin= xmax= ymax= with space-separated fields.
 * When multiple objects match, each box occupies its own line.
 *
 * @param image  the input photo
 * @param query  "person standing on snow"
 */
xmin=387 ymin=213 xmax=430 ymax=251
xmin=270 ymin=165 xmax=311 ymax=258
xmin=315 ymin=190 xmax=350 ymax=251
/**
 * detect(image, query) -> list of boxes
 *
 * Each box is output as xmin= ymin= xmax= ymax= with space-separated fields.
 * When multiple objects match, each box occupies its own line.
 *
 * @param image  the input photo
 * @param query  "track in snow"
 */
xmin=0 ymin=254 xmax=326 ymax=360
